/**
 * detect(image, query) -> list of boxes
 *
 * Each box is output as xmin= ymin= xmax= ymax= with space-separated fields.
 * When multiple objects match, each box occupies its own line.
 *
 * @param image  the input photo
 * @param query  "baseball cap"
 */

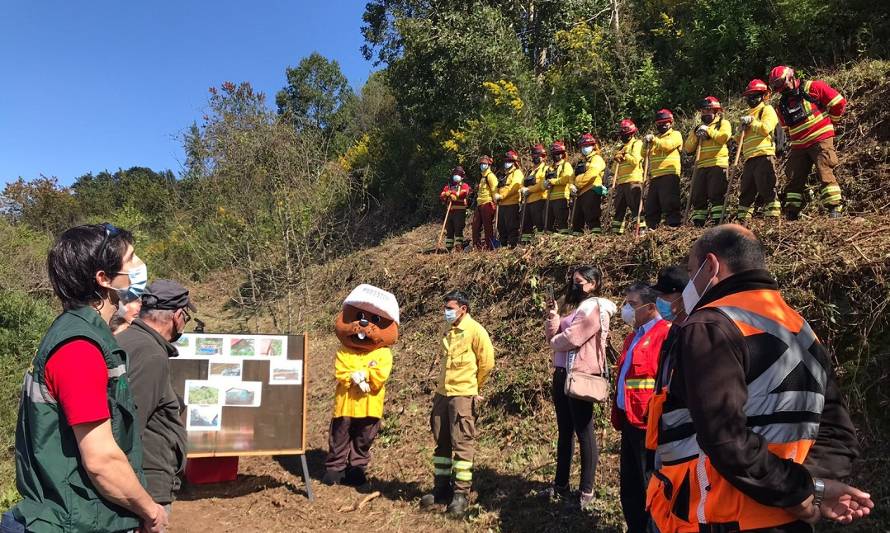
xmin=141 ymin=279 xmax=197 ymax=311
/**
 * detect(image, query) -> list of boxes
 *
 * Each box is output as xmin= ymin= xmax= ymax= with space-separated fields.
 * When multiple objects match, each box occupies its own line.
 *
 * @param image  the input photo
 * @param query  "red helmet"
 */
xmin=698 ymin=96 xmax=722 ymax=112
xmin=577 ymin=133 xmax=598 ymax=147
xmin=504 ymin=149 xmax=519 ymax=162
xmin=550 ymin=140 xmax=566 ymax=155
xmin=479 ymin=155 xmax=493 ymax=165
xmin=744 ymin=79 xmax=769 ymax=96
xmin=531 ymin=143 xmax=547 ymax=157
xmin=618 ymin=119 xmax=638 ymax=136
xmin=654 ymin=109 xmax=674 ymax=124
xmin=769 ymin=65 xmax=795 ymax=91
xmin=452 ymin=166 xmax=465 ymax=178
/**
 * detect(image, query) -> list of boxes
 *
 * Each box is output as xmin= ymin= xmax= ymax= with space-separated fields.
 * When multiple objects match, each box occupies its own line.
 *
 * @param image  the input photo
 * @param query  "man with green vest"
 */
xmin=4 ymin=223 xmax=168 ymax=533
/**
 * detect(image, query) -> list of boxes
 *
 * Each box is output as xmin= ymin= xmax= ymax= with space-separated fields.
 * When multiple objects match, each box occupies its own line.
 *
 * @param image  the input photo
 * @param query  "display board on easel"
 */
xmin=169 ymin=332 xmax=313 ymax=498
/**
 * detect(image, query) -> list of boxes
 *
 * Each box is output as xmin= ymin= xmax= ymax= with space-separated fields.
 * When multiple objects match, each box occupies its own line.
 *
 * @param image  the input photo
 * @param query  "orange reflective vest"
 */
xmin=645 ymin=289 xmax=827 ymax=532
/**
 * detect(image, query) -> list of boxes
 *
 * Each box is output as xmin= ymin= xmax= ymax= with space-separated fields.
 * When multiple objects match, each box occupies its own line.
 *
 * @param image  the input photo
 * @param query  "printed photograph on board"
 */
xmin=208 ymin=360 xmax=243 ymax=381
xmin=174 ymin=334 xmax=195 ymax=358
xmin=269 ymin=360 xmax=303 ymax=385
xmin=257 ymin=336 xmax=287 ymax=358
xmin=229 ymin=337 xmax=257 ymax=357
xmin=185 ymin=380 xmax=222 ymax=405
xmin=223 ymin=381 xmax=263 ymax=407
xmin=195 ymin=336 xmax=225 ymax=357
xmin=186 ymin=405 xmax=222 ymax=432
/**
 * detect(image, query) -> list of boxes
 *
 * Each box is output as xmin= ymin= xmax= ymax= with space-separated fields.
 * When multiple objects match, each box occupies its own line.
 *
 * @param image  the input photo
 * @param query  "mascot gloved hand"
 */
xmin=322 ymin=284 xmax=400 ymax=487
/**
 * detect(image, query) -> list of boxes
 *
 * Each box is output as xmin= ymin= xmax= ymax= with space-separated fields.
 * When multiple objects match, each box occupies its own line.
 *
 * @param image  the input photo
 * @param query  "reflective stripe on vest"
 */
xmin=649 ymin=290 xmax=827 ymax=531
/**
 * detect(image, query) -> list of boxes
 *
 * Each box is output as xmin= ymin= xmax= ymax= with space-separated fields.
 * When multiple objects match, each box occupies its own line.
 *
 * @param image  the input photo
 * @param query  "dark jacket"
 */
xmin=666 ymin=269 xmax=859 ymax=509
xmin=116 ymin=319 xmax=187 ymax=504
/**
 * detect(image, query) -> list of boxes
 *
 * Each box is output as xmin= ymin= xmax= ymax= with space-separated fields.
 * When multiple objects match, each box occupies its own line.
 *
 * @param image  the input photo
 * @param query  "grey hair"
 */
xmin=139 ymin=308 xmax=175 ymax=323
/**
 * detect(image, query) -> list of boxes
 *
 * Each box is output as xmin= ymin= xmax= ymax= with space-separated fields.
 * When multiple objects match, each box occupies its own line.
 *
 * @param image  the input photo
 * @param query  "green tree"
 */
xmin=275 ymin=52 xmax=355 ymax=135
xmin=0 ymin=177 xmax=78 ymax=234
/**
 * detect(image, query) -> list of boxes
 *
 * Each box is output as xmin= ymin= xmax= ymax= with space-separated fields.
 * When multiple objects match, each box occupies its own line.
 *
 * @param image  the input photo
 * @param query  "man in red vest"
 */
xmin=612 ymin=282 xmax=670 ymax=533
xmin=770 ymin=65 xmax=847 ymax=219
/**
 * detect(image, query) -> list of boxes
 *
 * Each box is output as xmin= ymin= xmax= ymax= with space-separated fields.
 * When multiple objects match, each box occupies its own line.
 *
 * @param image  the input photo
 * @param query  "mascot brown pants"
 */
xmin=430 ymin=394 xmax=476 ymax=494
xmin=325 ymin=416 xmax=381 ymax=472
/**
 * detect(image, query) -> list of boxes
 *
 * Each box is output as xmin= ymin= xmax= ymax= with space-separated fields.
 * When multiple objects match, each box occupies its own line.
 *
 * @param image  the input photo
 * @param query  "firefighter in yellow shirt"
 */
xmin=642 ymin=109 xmax=683 ymax=228
xmin=471 ymin=155 xmax=499 ymax=249
xmin=420 ymin=290 xmax=495 ymax=517
xmin=684 ymin=96 xmax=732 ymax=226
xmin=495 ymin=149 xmax=524 ymax=247
xmin=543 ymin=140 xmax=575 ymax=234
xmin=520 ymin=144 xmax=548 ymax=244
xmin=571 ymin=133 xmax=607 ymax=234
xmin=611 ymin=119 xmax=645 ymax=235
xmin=736 ymin=79 xmax=781 ymax=224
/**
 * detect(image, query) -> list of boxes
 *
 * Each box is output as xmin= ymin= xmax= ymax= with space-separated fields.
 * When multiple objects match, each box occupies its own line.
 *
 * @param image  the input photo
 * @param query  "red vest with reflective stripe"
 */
xmin=779 ymin=80 xmax=837 ymax=149
xmin=646 ymin=289 xmax=827 ymax=532
xmin=611 ymin=319 xmax=669 ymax=429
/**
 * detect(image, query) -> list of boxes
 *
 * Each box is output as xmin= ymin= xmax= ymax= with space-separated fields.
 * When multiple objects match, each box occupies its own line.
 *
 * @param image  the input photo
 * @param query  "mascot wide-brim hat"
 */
xmin=343 ymin=284 xmax=400 ymax=325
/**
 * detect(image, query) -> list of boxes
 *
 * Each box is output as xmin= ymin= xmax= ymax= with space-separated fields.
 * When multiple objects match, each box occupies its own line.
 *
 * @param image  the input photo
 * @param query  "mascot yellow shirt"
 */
xmin=333 ymin=347 xmax=393 ymax=418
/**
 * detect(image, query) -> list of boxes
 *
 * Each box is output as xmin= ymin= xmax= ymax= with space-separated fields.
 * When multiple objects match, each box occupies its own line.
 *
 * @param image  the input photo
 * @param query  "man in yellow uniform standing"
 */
xmin=612 ymin=119 xmax=645 ymax=235
xmin=643 ymin=109 xmax=683 ymax=229
xmin=735 ymin=79 xmax=782 ymax=224
xmin=495 ymin=149 xmax=524 ymax=247
xmin=684 ymin=97 xmax=732 ymax=227
xmin=472 ymin=155 xmax=499 ymax=250
xmin=571 ymin=133 xmax=607 ymax=234
xmin=421 ymin=290 xmax=495 ymax=517
xmin=520 ymin=144 xmax=548 ymax=244
xmin=543 ymin=140 xmax=575 ymax=234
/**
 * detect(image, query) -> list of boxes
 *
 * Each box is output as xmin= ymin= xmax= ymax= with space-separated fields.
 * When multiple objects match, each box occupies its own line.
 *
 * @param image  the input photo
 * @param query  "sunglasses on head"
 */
xmin=97 ymin=222 xmax=121 ymax=259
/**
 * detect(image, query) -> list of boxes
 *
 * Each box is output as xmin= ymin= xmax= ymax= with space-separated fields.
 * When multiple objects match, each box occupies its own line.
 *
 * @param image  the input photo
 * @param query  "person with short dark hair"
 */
xmin=542 ymin=266 xmax=616 ymax=509
xmin=613 ymin=282 xmax=670 ymax=532
xmin=115 ymin=279 xmax=193 ymax=517
xmin=647 ymin=225 xmax=872 ymax=531
xmin=421 ymin=290 xmax=494 ymax=517
xmin=5 ymin=223 xmax=167 ymax=533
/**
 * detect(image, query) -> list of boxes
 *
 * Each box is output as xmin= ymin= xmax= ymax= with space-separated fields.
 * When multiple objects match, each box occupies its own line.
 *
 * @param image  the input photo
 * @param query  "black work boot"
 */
xmin=785 ymin=209 xmax=800 ymax=221
xmin=343 ymin=466 xmax=367 ymax=486
xmin=446 ymin=492 xmax=469 ymax=517
xmin=420 ymin=476 xmax=453 ymax=510
xmin=322 ymin=469 xmax=345 ymax=486
xmin=828 ymin=206 xmax=843 ymax=219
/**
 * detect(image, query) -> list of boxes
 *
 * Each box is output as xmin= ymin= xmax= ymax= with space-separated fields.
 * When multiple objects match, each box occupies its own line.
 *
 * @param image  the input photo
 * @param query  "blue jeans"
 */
xmin=0 ymin=511 xmax=24 ymax=533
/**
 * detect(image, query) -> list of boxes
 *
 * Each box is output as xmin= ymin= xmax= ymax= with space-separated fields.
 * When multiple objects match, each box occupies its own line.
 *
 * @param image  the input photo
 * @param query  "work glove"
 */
xmin=494 ymin=193 xmax=502 ymax=203
xmin=543 ymin=180 xmax=554 ymax=190
xmin=615 ymin=152 xmax=626 ymax=162
xmin=545 ymin=170 xmax=556 ymax=181
xmin=350 ymin=370 xmax=367 ymax=385
xmin=695 ymin=125 xmax=710 ymax=139
xmin=644 ymin=134 xmax=654 ymax=143
xmin=740 ymin=115 xmax=753 ymax=127
xmin=520 ymin=187 xmax=529 ymax=197
xmin=594 ymin=185 xmax=608 ymax=196
xmin=358 ymin=381 xmax=371 ymax=393
xmin=569 ymin=184 xmax=578 ymax=196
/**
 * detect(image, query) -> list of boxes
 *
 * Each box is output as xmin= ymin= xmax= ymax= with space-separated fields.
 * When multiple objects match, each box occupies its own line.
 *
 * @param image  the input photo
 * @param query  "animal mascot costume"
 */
xmin=322 ymin=284 xmax=400 ymax=486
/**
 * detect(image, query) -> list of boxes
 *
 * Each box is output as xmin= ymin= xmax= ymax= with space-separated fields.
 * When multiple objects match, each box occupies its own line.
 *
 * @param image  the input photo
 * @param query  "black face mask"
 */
xmin=746 ymin=94 xmax=763 ymax=108
xmin=701 ymin=114 xmax=715 ymax=125
xmin=532 ymin=156 xmax=541 ymax=164
xmin=619 ymin=133 xmax=633 ymax=143
xmin=656 ymin=123 xmax=670 ymax=134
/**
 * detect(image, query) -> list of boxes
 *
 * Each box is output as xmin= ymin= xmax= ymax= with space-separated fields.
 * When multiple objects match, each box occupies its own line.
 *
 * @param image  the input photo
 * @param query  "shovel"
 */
xmin=635 ymin=141 xmax=653 ymax=238
xmin=684 ymin=142 xmax=703 ymax=224
xmin=720 ymin=129 xmax=746 ymax=225
xmin=436 ymin=199 xmax=452 ymax=252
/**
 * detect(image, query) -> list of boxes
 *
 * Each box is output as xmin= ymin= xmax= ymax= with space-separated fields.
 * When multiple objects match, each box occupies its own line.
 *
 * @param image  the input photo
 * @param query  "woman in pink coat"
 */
xmin=543 ymin=265 xmax=617 ymax=510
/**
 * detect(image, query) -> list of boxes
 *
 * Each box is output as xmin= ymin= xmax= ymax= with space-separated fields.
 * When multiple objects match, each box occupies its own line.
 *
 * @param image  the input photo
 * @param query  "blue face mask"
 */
xmin=444 ymin=308 xmax=459 ymax=324
xmin=116 ymin=260 xmax=148 ymax=303
xmin=656 ymin=297 xmax=675 ymax=321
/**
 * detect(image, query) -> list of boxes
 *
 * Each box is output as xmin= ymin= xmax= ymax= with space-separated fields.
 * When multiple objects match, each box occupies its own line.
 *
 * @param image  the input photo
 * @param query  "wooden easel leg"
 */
xmin=301 ymin=454 xmax=315 ymax=501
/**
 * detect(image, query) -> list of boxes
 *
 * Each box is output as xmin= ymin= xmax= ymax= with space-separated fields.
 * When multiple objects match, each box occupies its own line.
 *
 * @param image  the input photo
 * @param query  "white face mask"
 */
xmin=444 ymin=308 xmax=459 ymax=324
xmin=682 ymin=259 xmax=716 ymax=314
xmin=621 ymin=303 xmax=637 ymax=327
xmin=504 ymin=162 xmax=513 ymax=170
xmin=480 ymin=164 xmax=489 ymax=172
xmin=581 ymin=146 xmax=593 ymax=156
xmin=452 ymin=175 xmax=462 ymax=183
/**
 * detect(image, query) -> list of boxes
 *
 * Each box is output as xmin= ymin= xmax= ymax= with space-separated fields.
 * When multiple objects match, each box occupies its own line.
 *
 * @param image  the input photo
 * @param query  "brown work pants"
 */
xmin=784 ymin=137 xmax=842 ymax=212
xmin=497 ymin=204 xmax=521 ymax=247
xmin=444 ymin=208 xmax=467 ymax=250
xmin=690 ymin=166 xmax=728 ymax=226
xmin=612 ymin=182 xmax=643 ymax=234
xmin=521 ymin=200 xmax=546 ymax=243
xmin=430 ymin=394 xmax=476 ymax=493
xmin=471 ymin=202 xmax=496 ymax=250
xmin=644 ymin=174 xmax=682 ymax=228
xmin=325 ymin=416 xmax=382 ymax=472
xmin=738 ymin=155 xmax=780 ymax=219
xmin=571 ymin=189 xmax=603 ymax=234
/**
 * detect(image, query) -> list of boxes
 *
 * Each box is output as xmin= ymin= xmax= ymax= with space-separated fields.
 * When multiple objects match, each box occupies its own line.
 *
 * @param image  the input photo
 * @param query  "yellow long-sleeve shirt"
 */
xmin=525 ymin=162 xmax=548 ymax=203
xmin=684 ymin=117 xmax=732 ymax=169
xmin=476 ymin=169 xmax=498 ymax=205
xmin=497 ymin=166 xmax=525 ymax=205
xmin=738 ymin=102 xmax=779 ymax=160
xmin=649 ymin=130 xmax=683 ymax=178
xmin=438 ymin=314 xmax=494 ymax=397
xmin=332 ymin=346 xmax=393 ymax=418
xmin=545 ymin=159 xmax=575 ymax=200
xmin=615 ymin=138 xmax=644 ymax=185
xmin=574 ymin=153 xmax=606 ymax=193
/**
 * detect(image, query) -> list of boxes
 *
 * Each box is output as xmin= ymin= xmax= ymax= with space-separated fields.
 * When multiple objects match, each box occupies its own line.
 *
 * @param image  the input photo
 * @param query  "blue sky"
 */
xmin=0 ymin=1 xmax=372 ymax=186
